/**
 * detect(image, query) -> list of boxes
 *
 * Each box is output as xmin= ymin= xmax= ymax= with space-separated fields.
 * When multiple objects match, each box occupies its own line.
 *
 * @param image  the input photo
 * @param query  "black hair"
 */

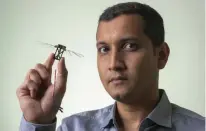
xmin=99 ymin=2 xmax=165 ymax=47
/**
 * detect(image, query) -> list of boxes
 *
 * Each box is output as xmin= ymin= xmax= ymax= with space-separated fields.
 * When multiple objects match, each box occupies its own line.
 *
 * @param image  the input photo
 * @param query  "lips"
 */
xmin=109 ymin=76 xmax=127 ymax=83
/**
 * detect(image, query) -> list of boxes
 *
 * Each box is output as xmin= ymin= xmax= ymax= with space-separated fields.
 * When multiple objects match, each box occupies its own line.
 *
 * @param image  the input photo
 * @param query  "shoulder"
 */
xmin=60 ymin=104 xmax=113 ymax=129
xmin=171 ymin=103 xmax=205 ymax=131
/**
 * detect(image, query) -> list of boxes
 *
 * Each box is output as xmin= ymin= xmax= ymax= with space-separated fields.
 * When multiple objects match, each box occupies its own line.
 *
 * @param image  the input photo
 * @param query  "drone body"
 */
xmin=54 ymin=44 xmax=66 ymax=60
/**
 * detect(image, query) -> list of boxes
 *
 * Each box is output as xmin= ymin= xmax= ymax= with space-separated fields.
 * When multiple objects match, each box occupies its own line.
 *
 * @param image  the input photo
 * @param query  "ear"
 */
xmin=157 ymin=42 xmax=170 ymax=69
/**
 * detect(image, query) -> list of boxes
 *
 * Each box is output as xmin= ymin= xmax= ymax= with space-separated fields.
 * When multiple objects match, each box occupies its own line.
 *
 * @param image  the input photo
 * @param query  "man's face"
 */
xmin=96 ymin=14 xmax=161 ymax=103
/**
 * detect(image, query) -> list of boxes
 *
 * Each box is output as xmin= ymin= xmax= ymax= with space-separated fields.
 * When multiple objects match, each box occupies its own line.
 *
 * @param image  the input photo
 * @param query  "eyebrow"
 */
xmin=96 ymin=41 xmax=107 ymax=46
xmin=96 ymin=36 xmax=140 ymax=46
xmin=119 ymin=36 xmax=140 ymax=43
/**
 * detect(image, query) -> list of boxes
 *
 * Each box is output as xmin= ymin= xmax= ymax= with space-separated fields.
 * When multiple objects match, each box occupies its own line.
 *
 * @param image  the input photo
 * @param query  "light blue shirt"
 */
xmin=20 ymin=89 xmax=205 ymax=131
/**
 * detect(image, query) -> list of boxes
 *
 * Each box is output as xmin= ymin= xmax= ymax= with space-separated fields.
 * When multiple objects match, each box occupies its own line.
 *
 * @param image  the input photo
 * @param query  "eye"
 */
xmin=123 ymin=42 xmax=138 ymax=51
xmin=98 ymin=46 xmax=110 ymax=54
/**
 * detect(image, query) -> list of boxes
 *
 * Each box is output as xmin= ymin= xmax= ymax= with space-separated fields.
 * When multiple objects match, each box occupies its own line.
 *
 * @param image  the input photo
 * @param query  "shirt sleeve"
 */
xmin=19 ymin=116 xmax=57 ymax=131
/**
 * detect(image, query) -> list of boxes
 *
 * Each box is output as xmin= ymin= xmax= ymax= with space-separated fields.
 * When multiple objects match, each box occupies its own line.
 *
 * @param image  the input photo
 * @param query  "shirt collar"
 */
xmin=100 ymin=103 xmax=116 ymax=129
xmin=147 ymin=89 xmax=172 ymax=128
xmin=100 ymin=89 xmax=172 ymax=129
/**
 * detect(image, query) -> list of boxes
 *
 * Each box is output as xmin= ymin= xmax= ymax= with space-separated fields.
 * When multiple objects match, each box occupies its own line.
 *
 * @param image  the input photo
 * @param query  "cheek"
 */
xmin=133 ymin=52 xmax=157 ymax=79
xmin=97 ymin=56 xmax=108 ymax=79
xmin=125 ymin=51 xmax=153 ymax=83
xmin=126 ymin=52 xmax=146 ymax=71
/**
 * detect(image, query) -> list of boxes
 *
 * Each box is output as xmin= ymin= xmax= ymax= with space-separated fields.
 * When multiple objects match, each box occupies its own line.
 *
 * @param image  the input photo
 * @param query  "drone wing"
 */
xmin=36 ymin=41 xmax=84 ymax=58
xmin=37 ymin=41 xmax=56 ymax=48
xmin=65 ymin=49 xmax=84 ymax=57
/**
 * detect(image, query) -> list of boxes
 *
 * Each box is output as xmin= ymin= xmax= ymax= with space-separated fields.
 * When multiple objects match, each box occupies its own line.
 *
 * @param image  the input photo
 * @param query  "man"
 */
xmin=17 ymin=2 xmax=205 ymax=131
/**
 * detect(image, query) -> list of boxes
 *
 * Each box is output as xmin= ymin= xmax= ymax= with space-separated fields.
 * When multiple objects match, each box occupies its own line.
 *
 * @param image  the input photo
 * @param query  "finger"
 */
xmin=55 ymin=57 xmax=68 ymax=95
xmin=16 ymin=84 xmax=30 ymax=99
xmin=26 ymin=69 xmax=42 ymax=85
xmin=25 ymin=79 xmax=39 ymax=98
xmin=35 ymin=64 xmax=50 ymax=83
xmin=44 ymin=53 xmax=55 ymax=71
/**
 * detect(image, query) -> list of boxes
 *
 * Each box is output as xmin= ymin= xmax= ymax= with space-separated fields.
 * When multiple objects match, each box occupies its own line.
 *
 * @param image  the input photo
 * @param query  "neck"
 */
xmin=115 ymin=89 xmax=159 ymax=130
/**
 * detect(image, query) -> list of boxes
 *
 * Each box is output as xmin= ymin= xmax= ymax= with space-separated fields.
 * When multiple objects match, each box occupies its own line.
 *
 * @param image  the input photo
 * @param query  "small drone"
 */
xmin=38 ymin=41 xmax=84 ymax=60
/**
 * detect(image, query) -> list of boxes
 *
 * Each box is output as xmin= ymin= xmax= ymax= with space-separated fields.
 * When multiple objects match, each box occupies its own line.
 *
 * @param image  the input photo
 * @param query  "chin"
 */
xmin=110 ymin=90 xmax=131 ymax=102
xmin=107 ymin=84 xmax=137 ymax=104
xmin=105 ymin=82 xmax=134 ymax=102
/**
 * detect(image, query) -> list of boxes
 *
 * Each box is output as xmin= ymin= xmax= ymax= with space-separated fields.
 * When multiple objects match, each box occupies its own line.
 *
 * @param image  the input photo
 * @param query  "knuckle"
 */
xmin=26 ymin=79 xmax=33 ymax=85
xmin=29 ymin=70 xmax=38 ymax=77
xmin=26 ymin=69 xmax=35 ymax=79
xmin=35 ymin=64 xmax=49 ymax=79
xmin=16 ymin=83 xmax=26 ymax=97
xmin=26 ymin=79 xmax=37 ymax=89
xmin=30 ymin=71 xmax=41 ymax=81
xmin=35 ymin=63 xmax=44 ymax=69
xmin=29 ymin=69 xmax=36 ymax=74
xmin=42 ymin=72 xmax=49 ymax=80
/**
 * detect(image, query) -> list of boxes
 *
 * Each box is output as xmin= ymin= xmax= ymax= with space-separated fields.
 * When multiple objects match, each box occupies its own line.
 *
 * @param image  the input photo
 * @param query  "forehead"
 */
xmin=96 ymin=14 xmax=145 ymax=41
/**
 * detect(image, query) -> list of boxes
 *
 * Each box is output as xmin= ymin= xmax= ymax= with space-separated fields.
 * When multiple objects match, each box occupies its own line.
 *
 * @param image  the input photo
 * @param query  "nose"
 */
xmin=109 ymin=50 xmax=126 ymax=71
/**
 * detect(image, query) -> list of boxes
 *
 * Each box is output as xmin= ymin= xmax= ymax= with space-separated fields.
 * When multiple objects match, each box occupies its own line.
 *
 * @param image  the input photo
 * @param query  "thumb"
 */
xmin=55 ymin=57 xmax=68 ymax=96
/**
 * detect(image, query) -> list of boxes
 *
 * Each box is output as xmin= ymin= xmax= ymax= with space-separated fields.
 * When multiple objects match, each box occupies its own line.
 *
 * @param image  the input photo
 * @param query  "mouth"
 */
xmin=109 ymin=76 xmax=127 ymax=84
